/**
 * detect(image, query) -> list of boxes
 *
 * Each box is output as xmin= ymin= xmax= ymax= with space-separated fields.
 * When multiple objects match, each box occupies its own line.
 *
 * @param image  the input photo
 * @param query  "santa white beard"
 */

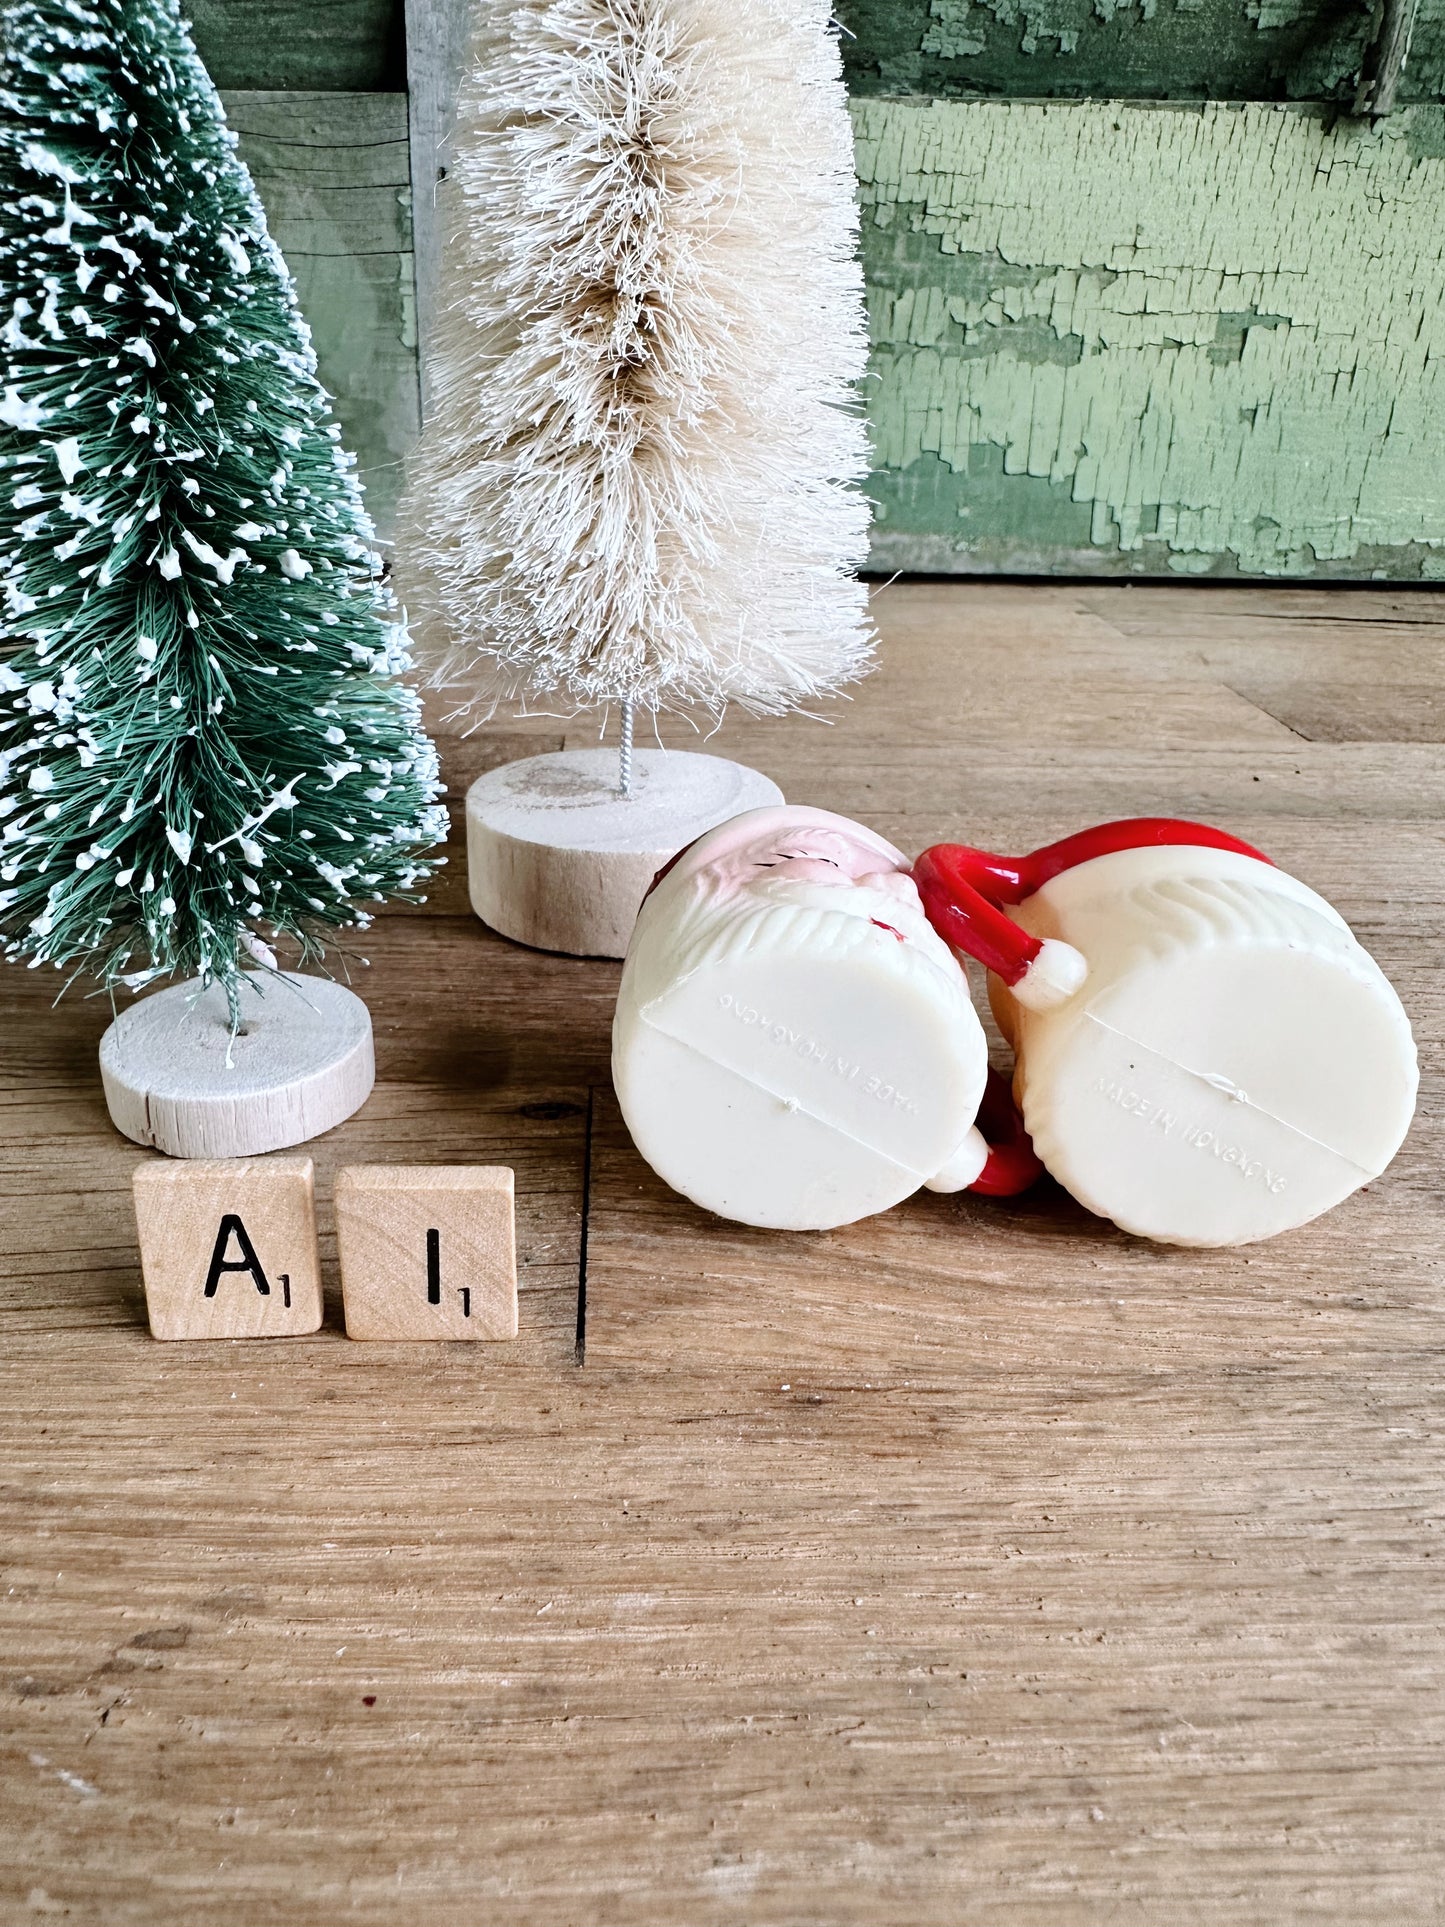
xmin=613 ymin=858 xmax=990 ymax=1229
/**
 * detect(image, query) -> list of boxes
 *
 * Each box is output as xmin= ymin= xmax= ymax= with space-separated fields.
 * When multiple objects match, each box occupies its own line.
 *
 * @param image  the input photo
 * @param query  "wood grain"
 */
xmin=856 ymin=98 xmax=1445 ymax=580
xmin=100 ymin=974 xmax=375 ymax=1161
xmin=223 ymin=91 xmax=420 ymax=539
xmin=404 ymin=0 xmax=473 ymax=414
xmin=2 ymin=581 xmax=1442 ymax=1923
xmin=191 ymin=0 xmax=404 ymax=92
xmin=132 ymin=1157 xmax=323 ymax=1341
xmin=336 ymin=1164 xmax=518 ymax=1340
xmin=465 ymin=750 xmax=783 ymax=958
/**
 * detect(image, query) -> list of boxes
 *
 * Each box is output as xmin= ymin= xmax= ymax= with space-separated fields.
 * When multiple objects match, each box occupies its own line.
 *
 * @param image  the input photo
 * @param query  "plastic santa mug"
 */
xmin=913 ymin=819 xmax=1419 ymax=1247
xmin=612 ymin=806 xmax=1040 ymax=1230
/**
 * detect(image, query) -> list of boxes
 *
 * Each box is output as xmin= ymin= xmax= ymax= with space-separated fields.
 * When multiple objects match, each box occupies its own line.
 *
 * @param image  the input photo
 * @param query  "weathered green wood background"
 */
xmin=835 ymin=0 xmax=1445 ymax=105
xmin=194 ymin=0 xmax=1445 ymax=577
xmin=219 ymin=89 xmax=418 ymax=535
xmin=858 ymin=99 xmax=1445 ymax=577
xmin=194 ymin=0 xmax=404 ymax=89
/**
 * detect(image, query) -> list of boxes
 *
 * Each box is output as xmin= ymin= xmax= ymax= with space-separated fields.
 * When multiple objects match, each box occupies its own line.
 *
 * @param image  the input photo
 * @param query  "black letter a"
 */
xmin=202 ymin=1214 xmax=271 ymax=1299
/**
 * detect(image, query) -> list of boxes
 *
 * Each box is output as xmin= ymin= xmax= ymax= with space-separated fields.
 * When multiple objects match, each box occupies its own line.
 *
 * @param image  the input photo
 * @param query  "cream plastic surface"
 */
xmin=613 ymin=807 xmax=990 ymax=1230
xmin=990 ymin=845 xmax=1418 ymax=1246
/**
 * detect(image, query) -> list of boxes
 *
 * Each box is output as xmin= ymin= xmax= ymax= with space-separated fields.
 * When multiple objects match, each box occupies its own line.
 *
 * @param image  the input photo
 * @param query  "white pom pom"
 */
xmin=1012 ymin=938 xmax=1089 ymax=1012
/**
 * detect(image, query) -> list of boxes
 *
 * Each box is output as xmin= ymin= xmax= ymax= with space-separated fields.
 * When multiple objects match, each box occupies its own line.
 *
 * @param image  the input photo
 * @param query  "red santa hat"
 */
xmin=913 ymin=817 xmax=1273 ymax=1011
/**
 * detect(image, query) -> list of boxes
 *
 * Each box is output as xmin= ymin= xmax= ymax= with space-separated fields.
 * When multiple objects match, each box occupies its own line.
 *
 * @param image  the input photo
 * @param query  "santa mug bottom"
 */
xmin=466 ymin=748 xmax=783 ymax=958
xmin=100 ymin=972 xmax=375 ymax=1159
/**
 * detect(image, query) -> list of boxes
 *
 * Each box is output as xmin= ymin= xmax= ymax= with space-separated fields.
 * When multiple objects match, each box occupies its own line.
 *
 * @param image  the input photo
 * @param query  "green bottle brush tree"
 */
xmin=0 ymin=0 xmax=448 ymax=1155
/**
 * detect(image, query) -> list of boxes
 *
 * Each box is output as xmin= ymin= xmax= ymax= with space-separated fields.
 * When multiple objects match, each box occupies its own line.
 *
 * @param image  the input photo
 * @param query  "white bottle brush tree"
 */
xmin=395 ymin=0 xmax=874 ymax=958
xmin=0 ymin=0 xmax=448 ymax=1155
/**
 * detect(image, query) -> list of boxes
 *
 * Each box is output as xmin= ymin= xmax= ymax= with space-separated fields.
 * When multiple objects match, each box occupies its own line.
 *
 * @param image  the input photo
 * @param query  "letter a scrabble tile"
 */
xmin=335 ymin=1166 xmax=517 ymax=1341
xmin=132 ymin=1157 xmax=324 ymax=1341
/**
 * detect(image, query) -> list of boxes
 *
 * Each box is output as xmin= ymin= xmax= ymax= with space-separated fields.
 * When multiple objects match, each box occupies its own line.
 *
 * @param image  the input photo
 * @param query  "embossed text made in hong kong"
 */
xmin=1094 ymin=1075 xmax=1287 ymax=1191
xmin=718 ymin=993 xmax=918 ymax=1115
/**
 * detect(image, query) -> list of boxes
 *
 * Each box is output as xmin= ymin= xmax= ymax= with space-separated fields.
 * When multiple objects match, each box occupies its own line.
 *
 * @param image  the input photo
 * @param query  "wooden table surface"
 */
xmin=2 ymin=582 xmax=1442 ymax=1925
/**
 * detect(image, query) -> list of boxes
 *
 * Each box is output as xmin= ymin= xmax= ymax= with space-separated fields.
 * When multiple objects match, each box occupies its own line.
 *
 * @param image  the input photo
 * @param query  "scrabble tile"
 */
xmin=335 ymin=1166 xmax=517 ymax=1341
xmin=132 ymin=1157 xmax=323 ymax=1341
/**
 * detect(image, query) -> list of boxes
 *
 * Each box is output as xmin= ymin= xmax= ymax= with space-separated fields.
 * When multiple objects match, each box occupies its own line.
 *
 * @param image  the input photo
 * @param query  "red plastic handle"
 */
xmin=915 ymin=817 xmax=1273 ymax=985
xmin=967 ymin=1067 xmax=1044 ymax=1197
xmin=914 ymin=846 xmax=1045 ymax=987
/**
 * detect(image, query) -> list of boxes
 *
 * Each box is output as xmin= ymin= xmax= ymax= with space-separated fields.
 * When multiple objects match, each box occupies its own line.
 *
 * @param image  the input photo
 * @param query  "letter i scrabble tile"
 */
xmin=132 ymin=1157 xmax=324 ymax=1340
xmin=335 ymin=1166 xmax=517 ymax=1341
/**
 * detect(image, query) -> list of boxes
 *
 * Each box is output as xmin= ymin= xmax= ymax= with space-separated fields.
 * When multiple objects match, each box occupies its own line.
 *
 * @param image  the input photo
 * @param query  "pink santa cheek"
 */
xmin=760 ymin=856 xmax=855 ymax=884
xmin=858 ymin=865 xmax=914 ymax=893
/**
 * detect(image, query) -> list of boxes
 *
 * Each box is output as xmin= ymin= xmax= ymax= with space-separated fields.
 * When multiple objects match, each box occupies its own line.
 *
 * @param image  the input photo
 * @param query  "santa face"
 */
xmin=614 ymin=806 xmax=991 ymax=1230
xmin=643 ymin=806 xmax=954 ymax=974
xmin=684 ymin=814 xmax=932 ymax=937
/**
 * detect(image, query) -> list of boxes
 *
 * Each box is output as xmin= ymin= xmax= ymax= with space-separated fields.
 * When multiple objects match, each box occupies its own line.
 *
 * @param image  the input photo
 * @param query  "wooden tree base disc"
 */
xmin=100 ymin=972 xmax=375 ymax=1159
xmin=466 ymin=749 xmax=784 ymax=957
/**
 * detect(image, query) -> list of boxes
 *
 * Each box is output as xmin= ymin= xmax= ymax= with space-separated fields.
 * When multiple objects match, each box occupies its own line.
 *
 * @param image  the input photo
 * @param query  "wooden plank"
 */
xmin=1075 ymin=579 xmax=1445 ymax=660
xmin=584 ymin=1072 xmax=1445 ymax=1374
xmin=856 ymin=99 xmax=1445 ymax=579
xmin=837 ymin=0 xmax=1445 ymax=104
xmin=1214 ymin=679 xmax=1445 ymax=742
xmin=3 ymin=1359 xmax=1442 ymax=1924
xmin=405 ymin=0 xmax=474 ymax=413
xmin=191 ymin=0 xmax=404 ymax=92
xmin=2 ymin=582 xmax=1444 ymax=1923
xmin=222 ymin=91 xmax=420 ymax=542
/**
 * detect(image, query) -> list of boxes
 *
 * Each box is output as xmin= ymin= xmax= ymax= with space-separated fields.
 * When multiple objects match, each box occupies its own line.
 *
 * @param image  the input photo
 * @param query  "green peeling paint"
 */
xmin=855 ymin=99 xmax=1445 ymax=577
xmin=837 ymin=0 xmax=1445 ymax=106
